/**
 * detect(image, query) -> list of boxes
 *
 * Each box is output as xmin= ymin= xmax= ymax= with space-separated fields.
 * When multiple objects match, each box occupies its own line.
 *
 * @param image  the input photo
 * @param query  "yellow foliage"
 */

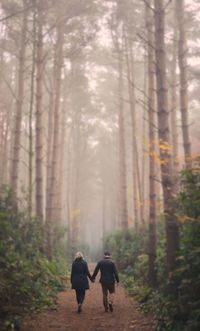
xmin=158 ymin=140 xmax=172 ymax=151
xmin=176 ymin=214 xmax=196 ymax=224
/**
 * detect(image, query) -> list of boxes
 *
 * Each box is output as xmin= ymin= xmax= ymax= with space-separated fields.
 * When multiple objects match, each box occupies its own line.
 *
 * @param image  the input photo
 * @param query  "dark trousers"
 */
xmin=101 ymin=283 xmax=115 ymax=310
xmin=75 ymin=289 xmax=86 ymax=304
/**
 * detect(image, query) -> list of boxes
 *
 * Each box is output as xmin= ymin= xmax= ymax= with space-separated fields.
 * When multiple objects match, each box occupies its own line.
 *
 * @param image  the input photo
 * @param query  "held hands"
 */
xmin=91 ymin=277 xmax=95 ymax=283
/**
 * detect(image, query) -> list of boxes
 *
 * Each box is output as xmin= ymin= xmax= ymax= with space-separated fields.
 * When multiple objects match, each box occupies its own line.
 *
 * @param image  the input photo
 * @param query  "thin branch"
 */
xmin=137 ymin=32 xmax=155 ymax=51
xmin=0 ymin=71 xmax=17 ymax=100
xmin=152 ymin=175 xmax=162 ymax=183
xmin=0 ymin=5 xmax=34 ymax=23
xmin=163 ymin=0 xmax=172 ymax=11
xmin=142 ymin=0 xmax=155 ymax=12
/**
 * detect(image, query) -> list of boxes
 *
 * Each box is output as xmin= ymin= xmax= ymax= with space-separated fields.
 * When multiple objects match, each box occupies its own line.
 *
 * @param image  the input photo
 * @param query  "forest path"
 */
xmin=22 ymin=266 xmax=154 ymax=331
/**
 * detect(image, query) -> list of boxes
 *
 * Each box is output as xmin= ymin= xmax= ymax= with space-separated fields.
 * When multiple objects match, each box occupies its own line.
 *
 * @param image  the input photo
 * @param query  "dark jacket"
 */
xmin=92 ymin=258 xmax=119 ymax=285
xmin=71 ymin=258 xmax=92 ymax=290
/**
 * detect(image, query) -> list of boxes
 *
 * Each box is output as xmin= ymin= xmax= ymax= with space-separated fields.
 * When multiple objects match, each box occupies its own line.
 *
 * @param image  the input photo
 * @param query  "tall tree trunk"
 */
xmin=57 ymin=76 xmax=68 ymax=222
xmin=0 ymin=113 xmax=5 ymax=187
xmin=124 ymin=32 xmax=139 ymax=228
xmin=176 ymin=0 xmax=191 ymax=168
xmin=154 ymin=0 xmax=179 ymax=273
xmin=0 ymin=104 xmax=10 ymax=187
xmin=28 ymin=3 xmax=36 ymax=217
xmin=47 ymin=16 xmax=64 ymax=259
xmin=35 ymin=0 xmax=44 ymax=221
xmin=170 ymin=5 xmax=179 ymax=191
xmin=57 ymin=107 xmax=65 ymax=222
xmin=146 ymin=2 xmax=157 ymax=287
xmin=0 ymin=112 xmax=10 ymax=187
xmin=71 ymin=112 xmax=81 ymax=254
xmin=0 ymin=49 xmax=4 ymax=187
xmin=66 ymin=133 xmax=72 ymax=255
xmin=124 ymin=28 xmax=145 ymax=226
xmin=129 ymin=38 xmax=144 ymax=226
xmin=142 ymin=50 xmax=148 ymax=224
xmin=118 ymin=50 xmax=128 ymax=230
xmin=10 ymin=0 xmax=27 ymax=194
xmin=2 ymin=115 xmax=10 ymax=185
xmin=45 ymin=79 xmax=54 ymax=230
xmin=129 ymin=56 xmax=144 ymax=228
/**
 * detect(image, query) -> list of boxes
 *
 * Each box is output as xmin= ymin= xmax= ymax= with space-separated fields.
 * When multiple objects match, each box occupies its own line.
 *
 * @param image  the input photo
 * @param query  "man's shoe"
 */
xmin=108 ymin=303 xmax=113 ymax=312
xmin=77 ymin=304 xmax=82 ymax=313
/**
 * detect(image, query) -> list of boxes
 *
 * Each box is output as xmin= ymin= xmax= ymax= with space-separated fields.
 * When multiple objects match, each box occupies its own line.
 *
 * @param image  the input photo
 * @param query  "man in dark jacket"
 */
xmin=92 ymin=251 xmax=119 ymax=312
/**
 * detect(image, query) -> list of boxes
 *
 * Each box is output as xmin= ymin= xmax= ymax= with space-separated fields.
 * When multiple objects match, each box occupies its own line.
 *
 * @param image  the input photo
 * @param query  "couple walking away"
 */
xmin=70 ymin=251 xmax=119 ymax=313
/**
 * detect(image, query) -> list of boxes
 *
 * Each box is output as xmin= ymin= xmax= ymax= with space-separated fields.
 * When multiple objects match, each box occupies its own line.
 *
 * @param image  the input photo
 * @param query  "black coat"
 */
xmin=71 ymin=258 xmax=92 ymax=290
xmin=92 ymin=258 xmax=119 ymax=285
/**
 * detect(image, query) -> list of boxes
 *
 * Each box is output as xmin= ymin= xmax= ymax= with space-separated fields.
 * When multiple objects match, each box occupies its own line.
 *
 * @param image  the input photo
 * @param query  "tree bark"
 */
xmin=28 ymin=2 xmax=36 ymax=217
xmin=170 ymin=4 xmax=179 ymax=192
xmin=47 ymin=15 xmax=64 ymax=259
xmin=124 ymin=32 xmax=140 ymax=228
xmin=146 ymin=1 xmax=157 ymax=287
xmin=176 ymin=0 xmax=191 ymax=168
xmin=154 ymin=0 xmax=179 ymax=273
xmin=70 ymin=98 xmax=81 ymax=253
xmin=35 ymin=0 xmax=44 ymax=221
xmin=118 ymin=50 xmax=128 ymax=230
xmin=10 ymin=0 xmax=27 ymax=195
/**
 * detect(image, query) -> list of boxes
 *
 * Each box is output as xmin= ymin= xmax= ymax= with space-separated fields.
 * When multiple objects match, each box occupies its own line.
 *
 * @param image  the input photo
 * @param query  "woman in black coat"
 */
xmin=71 ymin=251 xmax=93 ymax=313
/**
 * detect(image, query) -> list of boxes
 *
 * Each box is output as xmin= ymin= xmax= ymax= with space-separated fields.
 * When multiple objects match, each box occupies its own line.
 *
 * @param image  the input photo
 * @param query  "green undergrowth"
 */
xmin=105 ymin=168 xmax=200 ymax=331
xmin=0 ymin=189 xmax=68 ymax=330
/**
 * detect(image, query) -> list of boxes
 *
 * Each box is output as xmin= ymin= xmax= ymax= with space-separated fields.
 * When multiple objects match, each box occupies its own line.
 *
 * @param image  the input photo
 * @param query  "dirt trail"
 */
xmin=22 ymin=268 xmax=154 ymax=331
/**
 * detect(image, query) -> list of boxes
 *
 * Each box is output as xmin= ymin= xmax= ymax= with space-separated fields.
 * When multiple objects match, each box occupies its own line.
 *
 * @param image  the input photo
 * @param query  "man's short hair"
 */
xmin=104 ymin=251 xmax=111 ymax=257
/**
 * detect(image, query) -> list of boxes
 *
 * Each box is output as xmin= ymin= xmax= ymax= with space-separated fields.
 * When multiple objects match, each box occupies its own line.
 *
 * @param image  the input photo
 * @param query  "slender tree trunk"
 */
xmin=57 ymin=112 xmax=65 ymax=222
xmin=28 ymin=2 xmax=36 ymax=217
xmin=58 ymin=73 xmax=69 ymax=220
xmin=0 ymin=113 xmax=5 ymax=186
xmin=124 ymin=33 xmax=138 ymax=228
xmin=154 ymin=0 xmax=179 ymax=273
xmin=125 ymin=30 xmax=144 ymax=227
xmin=10 ymin=0 xmax=27 ymax=194
xmin=0 ymin=103 xmax=10 ymax=187
xmin=47 ymin=16 xmax=64 ymax=259
xmin=71 ymin=116 xmax=81 ymax=253
xmin=176 ymin=0 xmax=191 ymax=168
xmin=0 ymin=50 xmax=4 ymax=187
xmin=45 ymin=80 xmax=54 ymax=228
xmin=35 ymin=0 xmax=44 ymax=221
xmin=130 ymin=36 xmax=144 ymax=225
xmin=142 ymin=50 xmax=148 ymax=223
xmin=135 ymin=145 xmax=144 ymax=224
xmin=2 ymin=117 xmax=10 ymax=185
xmin=57 ymin=80 xmax=68 ymax=222
xmin=170 ymin=5 xmax=179 ymax=191
xmin=118 ymin=50 xmax=128 ymax=230
xmin=102 ymin=183 xmax=106 ymax=239
xmin=146 ymin=2 xmax=157 ymax=287
xmin=66 ymin=133 xmax=72 ymax=254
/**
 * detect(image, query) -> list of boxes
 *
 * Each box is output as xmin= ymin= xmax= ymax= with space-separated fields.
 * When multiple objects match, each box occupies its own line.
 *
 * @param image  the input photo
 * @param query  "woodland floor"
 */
xmin=21 ymin=265 xmax=154 ymax=331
